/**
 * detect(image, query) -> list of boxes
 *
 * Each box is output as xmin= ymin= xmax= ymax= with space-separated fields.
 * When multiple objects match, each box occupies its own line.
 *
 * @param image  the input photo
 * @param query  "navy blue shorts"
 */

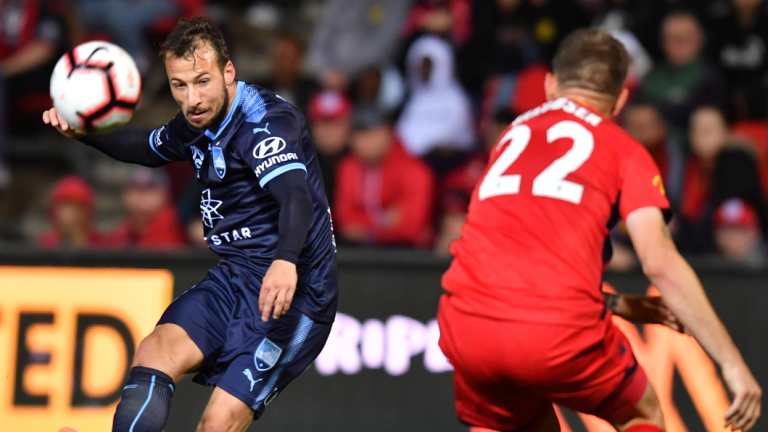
xmin=158 ymin=263 xmax=333 ymax=418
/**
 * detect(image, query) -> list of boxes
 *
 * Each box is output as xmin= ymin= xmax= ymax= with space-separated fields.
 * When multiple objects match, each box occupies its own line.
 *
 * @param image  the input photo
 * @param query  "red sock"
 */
xmin=625 ymin=425 xmax=663 ymax=432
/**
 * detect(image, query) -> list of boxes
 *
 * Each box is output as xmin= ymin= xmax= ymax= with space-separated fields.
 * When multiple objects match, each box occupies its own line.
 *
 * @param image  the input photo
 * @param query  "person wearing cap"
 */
xmin=335 ymin=107 xmax=435 ymax=247
xmin=714 ymin=198 xmax=765 ymax=264
xmin=102 ymin=167 xmax=185 ymax=249
xmin=308 ymin=89 xmax=352 ymax=202
xmin=38 ymin=176 xmax=102 ymax=248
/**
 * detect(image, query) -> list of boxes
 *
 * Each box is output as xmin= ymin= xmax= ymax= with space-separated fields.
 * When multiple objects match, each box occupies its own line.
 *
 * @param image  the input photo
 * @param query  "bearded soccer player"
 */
xmin=438 ymin=29 xmax=761 ymax=432
xmin=43 ymin=18 xmax=337 ymax=431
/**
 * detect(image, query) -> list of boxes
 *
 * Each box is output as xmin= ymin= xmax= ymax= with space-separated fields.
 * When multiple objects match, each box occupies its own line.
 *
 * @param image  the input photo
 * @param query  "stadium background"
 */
xmin=1 ymin=0 xmax=767 ymax=430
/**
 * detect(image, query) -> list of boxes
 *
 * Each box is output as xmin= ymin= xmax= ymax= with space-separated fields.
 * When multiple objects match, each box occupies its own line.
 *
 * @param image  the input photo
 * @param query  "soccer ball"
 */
xmin=50 ymin=41 xmax=141 ymax=133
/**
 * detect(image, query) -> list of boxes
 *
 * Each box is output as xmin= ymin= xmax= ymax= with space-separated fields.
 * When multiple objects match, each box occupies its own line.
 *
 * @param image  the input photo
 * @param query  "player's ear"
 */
xmin=223 ymin=60 xmax=236 ymax=86
xmin=544 ymin=73 xmax=558 ymax=101
xmin=611 ymin=87 xmax=629 ymax=117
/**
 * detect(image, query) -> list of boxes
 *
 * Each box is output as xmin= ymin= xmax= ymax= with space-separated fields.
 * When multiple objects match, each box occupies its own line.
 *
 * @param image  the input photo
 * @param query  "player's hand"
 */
xmin=722 ymin=361 xmax=762 ymax=431
xmin=609 ymin=294 xmax=684 ymax=332
xmin=42 ymin=107 xmax=84 ymax=139
xmin=259 ymin=259 xmax=298 ymax=322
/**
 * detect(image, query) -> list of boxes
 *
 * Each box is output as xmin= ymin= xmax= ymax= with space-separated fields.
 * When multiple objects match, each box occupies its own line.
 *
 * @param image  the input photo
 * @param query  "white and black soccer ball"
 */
xmin=50 ymin=41 xmax=141 ymax=133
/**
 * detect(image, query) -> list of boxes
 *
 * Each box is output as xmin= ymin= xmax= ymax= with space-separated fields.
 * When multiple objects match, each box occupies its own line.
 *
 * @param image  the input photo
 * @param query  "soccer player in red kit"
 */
xmin=438 ymin=29 xmax=761 ymax=432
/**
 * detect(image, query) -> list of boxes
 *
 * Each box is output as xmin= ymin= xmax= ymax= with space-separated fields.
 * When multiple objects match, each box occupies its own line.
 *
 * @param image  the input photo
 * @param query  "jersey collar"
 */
xmin=204 ymin=80 xmax=246 ymax=141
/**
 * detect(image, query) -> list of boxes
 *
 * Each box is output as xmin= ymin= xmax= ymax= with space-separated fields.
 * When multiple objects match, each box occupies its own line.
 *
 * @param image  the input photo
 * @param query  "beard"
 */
xmin=209 ymin=84 xmax=230 ymax=130
xmin=194 ymin=83 xmax=230 ymax=131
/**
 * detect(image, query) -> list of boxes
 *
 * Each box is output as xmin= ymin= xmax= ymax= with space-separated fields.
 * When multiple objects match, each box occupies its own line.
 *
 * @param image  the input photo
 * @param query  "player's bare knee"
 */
xmin=636 ymin=386 xmax=664 ymax=426
xmin=617 ymin=385 xmax=664 ymax=430
xmin=196 ymin=409 xmax=250 ymax=432
xmin=132 ymin=325 xmax=201 ymax=379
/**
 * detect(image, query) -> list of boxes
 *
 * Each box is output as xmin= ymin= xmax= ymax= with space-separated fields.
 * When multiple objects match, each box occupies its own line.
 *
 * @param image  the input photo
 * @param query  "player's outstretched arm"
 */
xmin=626 ymin=206 xmax=762 ymax=431
xmin=42 ymin=107 xmax=169 ymax=167
xmin=604 ymin=292 xmax=684 ymax=332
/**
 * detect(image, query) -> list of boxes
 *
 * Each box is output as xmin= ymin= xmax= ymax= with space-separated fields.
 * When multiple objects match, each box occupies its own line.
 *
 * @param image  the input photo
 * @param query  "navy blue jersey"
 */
xmin=147 ymin=81 xmax=337 ymax=322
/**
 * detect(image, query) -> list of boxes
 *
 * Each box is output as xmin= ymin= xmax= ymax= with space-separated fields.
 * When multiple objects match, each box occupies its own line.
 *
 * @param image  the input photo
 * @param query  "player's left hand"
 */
xmin=259 ymin=259 xmax=298 ymax=322
xmin=609 ymin=294 xmax=685 ymax=332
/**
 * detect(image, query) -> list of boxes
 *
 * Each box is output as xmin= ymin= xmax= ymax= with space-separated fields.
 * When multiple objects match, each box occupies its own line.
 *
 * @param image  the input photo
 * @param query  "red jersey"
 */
xmin=443 ymin=97 xmax=669 ymax=325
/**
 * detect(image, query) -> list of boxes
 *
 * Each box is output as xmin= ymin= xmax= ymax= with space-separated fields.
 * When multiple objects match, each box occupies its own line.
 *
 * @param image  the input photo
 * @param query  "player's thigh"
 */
xmin=141 ymin=270 xmax=236 ymax=380
xmin=439 ymin=298 xmax=556 ymax=430
xmin=550 ymin=323 xmax=655 ymax=427
xmin=197 ymin=387 xmax=253 ymax=432
xmin=133 ymin=323 xmax=204 ymax=381
xmin=214 ymin=309 xmax=332 ymax=419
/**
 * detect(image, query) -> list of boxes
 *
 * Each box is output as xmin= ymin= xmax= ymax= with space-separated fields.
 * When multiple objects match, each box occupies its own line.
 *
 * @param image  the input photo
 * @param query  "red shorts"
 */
xmin=437 ymin=295 xmax=648 ymax=431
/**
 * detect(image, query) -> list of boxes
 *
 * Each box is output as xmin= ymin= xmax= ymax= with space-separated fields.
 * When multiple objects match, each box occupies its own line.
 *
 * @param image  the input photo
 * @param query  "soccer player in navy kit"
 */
xmin=43 ymin=18 xmax=338 ymax=431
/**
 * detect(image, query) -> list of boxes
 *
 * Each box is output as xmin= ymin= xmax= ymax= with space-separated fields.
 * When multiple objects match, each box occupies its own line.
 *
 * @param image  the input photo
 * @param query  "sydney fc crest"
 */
xmin=254 ymin=338 xmax=282 ymax=371
xmin=252 ymin=137 xmax=286 ymax=159
xmin=211 ymin=145 xmax=226 ymax=179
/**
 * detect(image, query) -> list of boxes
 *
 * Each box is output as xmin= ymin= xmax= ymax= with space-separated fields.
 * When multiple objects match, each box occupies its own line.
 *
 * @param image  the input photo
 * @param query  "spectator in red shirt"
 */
xmin=1 ymin=0 xmax=69 ymax=187
xmin=335 ymin=108 xmax=435 ymax=247
xmin=38 ymin=176 xmax=102 ymax=248
xmin=103 ymin=167 xmax=184 ymax=249
xmin=308 ymin=89 xmax=352 ymax=205
xmin=714 ymin=198 xmax=765 ymax=265
xmin=676 ymin=106 xmax=767 ymax=253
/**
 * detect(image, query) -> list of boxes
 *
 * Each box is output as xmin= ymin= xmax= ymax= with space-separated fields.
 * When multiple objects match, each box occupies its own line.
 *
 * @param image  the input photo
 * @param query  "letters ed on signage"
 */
xmin=0 ymin=267 xmax=172 ymax=431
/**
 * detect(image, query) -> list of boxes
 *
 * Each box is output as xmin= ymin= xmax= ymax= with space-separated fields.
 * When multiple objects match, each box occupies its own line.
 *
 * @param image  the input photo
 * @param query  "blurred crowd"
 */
xmin=3 ymin=0 xmax=768 ymax=268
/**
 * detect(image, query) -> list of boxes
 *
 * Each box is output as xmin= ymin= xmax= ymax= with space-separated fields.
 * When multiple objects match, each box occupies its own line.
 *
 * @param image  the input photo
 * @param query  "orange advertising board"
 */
xmin=0 ymin=267 xmax=172 ymax=431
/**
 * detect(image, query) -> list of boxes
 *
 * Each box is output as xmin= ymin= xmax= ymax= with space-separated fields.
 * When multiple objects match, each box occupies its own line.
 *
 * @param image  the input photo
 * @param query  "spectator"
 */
xmin=38 ymin=176 xmax=101 ymax=248
xmin=713 ymin=198 xmax=765 ymax=265
xmin=681 ymin=107 xmax=729 ymax=221
xmin=433 ymin=108 xmax=515 ymax=255
xmin=710 ymin=144 xmax=768 ymax=239
xmin=622 ymin=102 xmax=685 ymax=207
xmin=708 ymin=0 xmax=768 ymax=120
xmin=308 ymin=89 xmax=352 ymax=203
xmin=74 ymin=0 xmax=179 ymax=73
xmin=1 ymin=0 xmax=69 ymax=187
xmin=307 ymin=0 xmax=412 ymax=90
xmin=260 ymin=32 xmax=316 ymax=110
xmin=460 ymin=0 xmax=543 ymax=103
xmin=396 ymin=35 xmax=474 ymax=174
xmin=403 ymin=0 xmax=472 ymax=47
xmin=103 ymin=167 xmax=185 ymax=249
xmin=335 ymin=108 xmax=435 ymax=248
xmin=350 ymin=65 xmax=405 ymax=116
xmin=640 ymin=11 xmax=725 ymax=131
xmin=480 ymin=63 xmax=547 ymax=135
xmin=508 ymin=0 xmax=590 ymax=63
xmin=676 ymin=106 xmax=767 ymax=253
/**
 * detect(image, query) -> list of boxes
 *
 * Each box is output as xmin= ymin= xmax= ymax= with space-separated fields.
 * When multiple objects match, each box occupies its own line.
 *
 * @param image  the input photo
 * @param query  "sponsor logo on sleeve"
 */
xmin=252 ymin=137 xmax=287 ymax=159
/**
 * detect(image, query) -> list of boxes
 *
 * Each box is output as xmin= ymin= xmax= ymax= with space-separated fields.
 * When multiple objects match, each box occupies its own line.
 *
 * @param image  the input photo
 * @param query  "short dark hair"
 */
xmin=552 ymin=29 xmax=629 ymax=98
xmin=159 ymin=17 xmax=230 ymax=68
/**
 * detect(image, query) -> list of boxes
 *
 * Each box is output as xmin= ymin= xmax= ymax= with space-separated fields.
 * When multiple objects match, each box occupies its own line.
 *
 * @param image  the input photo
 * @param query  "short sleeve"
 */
xmin=147 ymin=113 xmax=188 ymax=162
xmin=619 ymin=145 xmax=671 ymax=220
xmin=238 ymin=109 xmax=308 ymax=188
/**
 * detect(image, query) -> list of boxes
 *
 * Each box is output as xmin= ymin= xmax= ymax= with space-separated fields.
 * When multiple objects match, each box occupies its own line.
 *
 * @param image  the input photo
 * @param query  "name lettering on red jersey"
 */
xmin=513 ymin=97 xmax=602 ymax=127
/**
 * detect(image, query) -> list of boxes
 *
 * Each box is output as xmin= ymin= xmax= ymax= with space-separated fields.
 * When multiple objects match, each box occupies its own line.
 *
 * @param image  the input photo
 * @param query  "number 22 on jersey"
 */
xmin=479 ymin=120 xmax=594 ymax=204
